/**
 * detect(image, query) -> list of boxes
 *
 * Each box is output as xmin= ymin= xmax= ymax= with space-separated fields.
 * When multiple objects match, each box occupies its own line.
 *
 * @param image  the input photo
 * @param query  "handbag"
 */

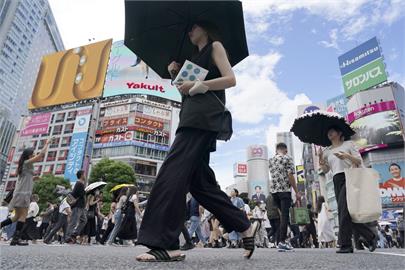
xmin=3 ymin=189 xmax=14 ymax=204
xmin=289 ymin=200 xmax=310 ymax=225
xmin=345 ymin=168 xmax=382 ymax=223
xmin=209 ymin=92 xmax=233 ymax=141
xmin=66 ymin=193 xmax=77 ymax=206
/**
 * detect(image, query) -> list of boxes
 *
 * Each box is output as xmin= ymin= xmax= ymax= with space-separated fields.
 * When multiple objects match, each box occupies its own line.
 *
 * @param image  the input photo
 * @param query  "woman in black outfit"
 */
xmin=136 ymin=21 xmax=259 ymax=262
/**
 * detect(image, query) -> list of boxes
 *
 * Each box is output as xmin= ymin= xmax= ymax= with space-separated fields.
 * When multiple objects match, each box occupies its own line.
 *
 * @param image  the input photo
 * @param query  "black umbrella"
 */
xmin=124 ymin=0 xmax=248 ymax=79
xmin=290 ymin=110 xmax=355 ymax=147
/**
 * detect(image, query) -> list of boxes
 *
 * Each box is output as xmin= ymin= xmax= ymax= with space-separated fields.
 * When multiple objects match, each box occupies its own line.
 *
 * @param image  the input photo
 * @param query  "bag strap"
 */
xmin=209 ymin=91 xmax=228 ymax=112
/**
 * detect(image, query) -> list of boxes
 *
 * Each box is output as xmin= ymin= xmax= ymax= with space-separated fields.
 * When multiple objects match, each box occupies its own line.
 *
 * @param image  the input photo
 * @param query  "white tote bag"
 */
xmin=345 ymin=168 xmax=382 ymax=223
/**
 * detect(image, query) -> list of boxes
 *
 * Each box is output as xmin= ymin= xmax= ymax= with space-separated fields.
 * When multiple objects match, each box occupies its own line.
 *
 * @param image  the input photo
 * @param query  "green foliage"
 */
xmin=89 ymin=158 xmax=137 ymax=214
xmin=33 ymin=174 xmax=71 ymax=211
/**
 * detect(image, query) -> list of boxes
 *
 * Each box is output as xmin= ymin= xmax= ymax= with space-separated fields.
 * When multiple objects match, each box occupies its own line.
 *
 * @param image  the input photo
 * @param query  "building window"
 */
xmin=50 ymin=138 xmax=60 ymax=148
xmin=55 ymin=113 xmax=65 ymax=123
xmin=55 ymin=163 xmax=66 ymax=175
xmin=52 ymin=125 xmax=63 ymax=135
xmin=43 ymin=164 xmax=54 ymax=175
xmin=61 ymin=137 xmax=71 ymax=147
xmin=67 ymin=111 xmax=77 ymax=121
xmin=47 ymin=151 xmax=57 ymax=161
xmin=34 ymin=165 xmax=42 ymax=176
xmin=64 ymin=124 xmax=74 ymax=134
xmin=58 ymin=150 xmax=69 ymax=160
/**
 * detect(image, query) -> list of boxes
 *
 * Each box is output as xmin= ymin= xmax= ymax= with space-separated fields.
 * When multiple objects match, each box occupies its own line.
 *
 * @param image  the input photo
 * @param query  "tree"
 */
xmin=89 ymin=158 xmax=137 ymax=213
xmin=33 ymin=174 xmax=71 ymax=211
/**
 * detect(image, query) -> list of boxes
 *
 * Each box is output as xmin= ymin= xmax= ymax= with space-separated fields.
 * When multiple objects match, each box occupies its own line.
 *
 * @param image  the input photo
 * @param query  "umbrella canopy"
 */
xmin=290 ymin=110 xmax=355 ymax=147
xmin=124 ymin=0 xmax=248 ymax=79
xmin=110 ymin=183 xmax=134 ymax=193
xmin=85 ymin=181 xmax=107 ymax=193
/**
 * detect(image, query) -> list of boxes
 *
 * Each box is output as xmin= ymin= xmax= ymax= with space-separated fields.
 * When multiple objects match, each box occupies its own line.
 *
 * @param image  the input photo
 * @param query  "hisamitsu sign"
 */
xmin=338 ymin=37 xmax=381 ymax=76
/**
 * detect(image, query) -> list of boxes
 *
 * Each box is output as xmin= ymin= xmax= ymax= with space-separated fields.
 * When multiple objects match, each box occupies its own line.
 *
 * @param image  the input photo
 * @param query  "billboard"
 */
xmin=64 ymin=107 xmax=92 ymax=183
xmin=93 ymin=140 xmax=170 ymax=152
xmin=338 ymin=37 xmax=381 ymax=76
xmin=29 ymin=39 xmax=112 ymax=109
xmin=371 ymin=161 xmax=405 ymax=206
xmin=326 ymin=94 xmax=348 ymax=118
xmin=348 ymin=101 xmax=403 ymax=152
xmin=233 ymin=163 xmax=248 ymax=177
xmin=296 ymin=165 xmax=305 ymax=183
xmin=247 ymin=145 xmax=269 ymax=197
xmin=342 ymin=58 xmax=387 ymax=97
xmin=20 ymin=113 xmax=51 ymax=136
xmin=103 ymin=41 xmax=181 ymax=102
xmin=297 ymin=104 xmax=325 ymax=117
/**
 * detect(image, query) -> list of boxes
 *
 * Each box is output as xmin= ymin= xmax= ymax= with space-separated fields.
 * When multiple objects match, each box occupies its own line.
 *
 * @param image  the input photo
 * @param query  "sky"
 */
xmin=48 ymin=0 xmax=405 ymax=189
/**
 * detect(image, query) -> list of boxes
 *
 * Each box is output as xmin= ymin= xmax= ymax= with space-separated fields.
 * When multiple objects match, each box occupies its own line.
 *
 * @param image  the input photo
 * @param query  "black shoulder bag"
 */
xmin=209 ymin=92 xmax=233 ymax=141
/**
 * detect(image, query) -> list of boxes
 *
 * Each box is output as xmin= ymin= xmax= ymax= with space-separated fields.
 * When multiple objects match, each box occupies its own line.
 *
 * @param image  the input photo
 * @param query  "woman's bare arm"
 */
xmin=202 ymin=41 xmax=236 ymax=91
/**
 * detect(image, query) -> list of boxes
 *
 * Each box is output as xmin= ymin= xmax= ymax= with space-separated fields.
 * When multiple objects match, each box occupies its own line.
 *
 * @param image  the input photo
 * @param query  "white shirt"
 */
xmin=27 ymin=202 xmax=39 ymax=218
xmin=244 ymin=204 xmax=251 ymax=215
xmin=59 ymin=199 xmax=71 ymax=215
xmin=323 ymin=141 xmax=363 ymax=177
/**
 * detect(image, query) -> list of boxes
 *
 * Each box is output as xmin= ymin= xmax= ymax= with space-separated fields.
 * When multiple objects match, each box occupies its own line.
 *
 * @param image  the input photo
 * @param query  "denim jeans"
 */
xmin=188 ymin=216 xmax=206 ymax=244
xmin=107 ymin=209 xmax=123 ymax=244
xmin=229 ymin=231 xmax=240 ymax=242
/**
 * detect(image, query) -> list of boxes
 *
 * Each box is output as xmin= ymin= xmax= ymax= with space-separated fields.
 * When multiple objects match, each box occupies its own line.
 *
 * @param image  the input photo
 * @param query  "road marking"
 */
xmin=373 ymin=251 xmax=405 ymax=257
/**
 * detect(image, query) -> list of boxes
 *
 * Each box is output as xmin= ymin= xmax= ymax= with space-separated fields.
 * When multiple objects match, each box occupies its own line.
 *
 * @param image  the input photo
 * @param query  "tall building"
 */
xmin=276 ymin=132 xmax=295 ymax=163
xmin=92 ymin=96 xmax=180 ymax=195
xmin=0 ymin=0 xmax=64 ymax=180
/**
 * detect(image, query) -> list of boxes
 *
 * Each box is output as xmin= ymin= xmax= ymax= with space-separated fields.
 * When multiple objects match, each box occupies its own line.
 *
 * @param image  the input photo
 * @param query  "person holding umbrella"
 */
xmin=135 ymin=21 xmax=259 ymax=262
xmin=318 ymin=125 xmax=377 ymax=253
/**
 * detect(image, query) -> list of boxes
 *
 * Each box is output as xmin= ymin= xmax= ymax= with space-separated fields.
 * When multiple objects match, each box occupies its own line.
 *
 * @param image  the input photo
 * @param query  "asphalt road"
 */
xmin=1 ymin=243 xmax=404 ymax=270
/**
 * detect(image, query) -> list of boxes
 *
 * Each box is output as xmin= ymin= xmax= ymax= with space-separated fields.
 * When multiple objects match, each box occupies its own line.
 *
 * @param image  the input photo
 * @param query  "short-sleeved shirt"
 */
xmin=323 ymin=141 xmax=363 ymax=177
xmin=59 ymin=199 xmax=71 ymax=215
xmin=231 ymin=197 xmax=244 ymax=209
xmin=269 ymin=154 xmax=295 ymax=193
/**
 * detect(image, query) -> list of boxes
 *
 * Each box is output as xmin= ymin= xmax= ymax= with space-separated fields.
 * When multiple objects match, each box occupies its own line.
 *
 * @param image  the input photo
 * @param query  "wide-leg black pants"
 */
xmin=333 ymin=173 xmax=375 ymax=248
xmin=137 ymin=128 xmax=251 ymax=250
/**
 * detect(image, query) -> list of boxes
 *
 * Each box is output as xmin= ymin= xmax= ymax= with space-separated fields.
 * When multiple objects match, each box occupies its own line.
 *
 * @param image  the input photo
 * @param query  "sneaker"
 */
xmin=278 ymin=242 xmax=294 ymax=251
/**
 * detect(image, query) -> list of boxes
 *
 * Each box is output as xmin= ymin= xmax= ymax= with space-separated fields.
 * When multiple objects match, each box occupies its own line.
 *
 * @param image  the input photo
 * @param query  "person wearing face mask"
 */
xmin=319 ymin=125 xmax=377 ymax=254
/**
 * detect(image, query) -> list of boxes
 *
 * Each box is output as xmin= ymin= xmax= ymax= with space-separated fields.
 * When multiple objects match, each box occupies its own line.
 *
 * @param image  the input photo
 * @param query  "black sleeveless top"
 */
xmin=177 ymin=42 xmax=226 ymax=132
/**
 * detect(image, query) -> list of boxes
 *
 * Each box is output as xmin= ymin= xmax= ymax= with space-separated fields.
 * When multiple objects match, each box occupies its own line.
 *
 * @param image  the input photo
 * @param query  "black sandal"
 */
xmin=136 ymin=249 xmax=186 ymax=262
xmin=242 ymin=221 xmax=260 ymax=259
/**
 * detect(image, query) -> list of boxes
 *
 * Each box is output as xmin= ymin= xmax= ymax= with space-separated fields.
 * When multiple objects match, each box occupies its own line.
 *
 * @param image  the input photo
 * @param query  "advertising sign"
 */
xmin=296 ymin=165 xmax=305 ymax=183
xmin=95 ymin=131 xmax=134 ymax=144
xmin=21 ymin=113 xmax=51 ymax=136
xmin=104 ymin=104 xmax=130 ymax=117
xmin=142 ymin=105 xmax=171 ymax=120
xmin=338 ymin=37 xmax=381 ymax=76
xmin=233 ymin=163 xmax=248 ymax=177
xmin=29 ymin=39 xmax=112 ymax=109
xmin=342 ymin=58 xmax=387 ymax=97
xmin=103 ymin=41 xmax=181 ymax=102
xmin=326 ymin=94 xmax=348 ymax=118
xmin=64 ymin=107 xmax=92 ymax=183
xmin=348 ymin=100 xmax=403 ymax=152
xmin=297 ymin=104 xmax=325 ymax=117
xmin=93 ymin=140 xmax=170 ymax=152
xmin=371 ymin=161 xmax=405 ymax=206
xmin=135 ymin=116 xmax=164 ymax=130
xmin=102 ymin=117 xmax=128 ymax=128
